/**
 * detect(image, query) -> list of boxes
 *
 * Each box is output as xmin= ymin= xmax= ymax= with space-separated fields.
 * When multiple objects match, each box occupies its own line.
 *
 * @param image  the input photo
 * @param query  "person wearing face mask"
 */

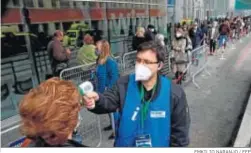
xmin=95 ymin=40 xmax=119 ymax=140
xmin=183 ymin=27 xmax=193 ymax=53
xmin=145 ymin=24 xmax=156 ymax=41
xmin=208 ymin=21 xmax=219 ymax=55
xmin=189 ymin=22 xmax=204 ymax=49
xmin=171 ymin=28 xmax=187 ymax=83
xmin=82 ymin=41 xmax=190 ymax=147
xmin=183 ymin=27 xmax=193 ymax=81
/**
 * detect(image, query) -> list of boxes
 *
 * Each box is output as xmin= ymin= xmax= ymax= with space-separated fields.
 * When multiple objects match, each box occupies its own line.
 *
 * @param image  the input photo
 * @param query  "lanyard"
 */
xmin=140 ymin=82 xmax=157 ymax=130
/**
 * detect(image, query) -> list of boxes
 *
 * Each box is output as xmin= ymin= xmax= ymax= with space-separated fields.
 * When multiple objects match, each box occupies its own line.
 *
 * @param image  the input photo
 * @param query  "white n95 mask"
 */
xmin=135 ymin=64 xmax=152 ymax=81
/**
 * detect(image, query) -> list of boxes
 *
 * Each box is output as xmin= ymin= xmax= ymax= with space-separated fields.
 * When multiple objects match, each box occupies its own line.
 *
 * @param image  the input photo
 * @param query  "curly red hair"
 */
xmin=19 ymin=77 xmax=81 ymax=145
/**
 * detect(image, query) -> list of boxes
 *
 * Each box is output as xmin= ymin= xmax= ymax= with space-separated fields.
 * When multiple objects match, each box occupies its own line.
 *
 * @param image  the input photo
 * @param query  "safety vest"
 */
xmin=114 ymin=74 xmax=171 ymax=147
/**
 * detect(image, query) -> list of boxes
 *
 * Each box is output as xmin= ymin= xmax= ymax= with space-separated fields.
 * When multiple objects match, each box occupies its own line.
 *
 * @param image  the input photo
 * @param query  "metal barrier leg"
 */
xmin=204 ymin=67 xmax=211 ymax=76
xmin=192 ymin=74 xmax=200 ymax=89
xmin=96 ymin=116 xmax=102 ymax=147
xmin=110 ymin=113 xmax=116 ymax=139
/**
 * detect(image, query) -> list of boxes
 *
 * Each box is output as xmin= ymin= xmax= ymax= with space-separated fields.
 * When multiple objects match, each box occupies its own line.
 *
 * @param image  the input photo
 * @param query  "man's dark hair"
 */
xmin=137 ymin=41 xmax=165 ymax=63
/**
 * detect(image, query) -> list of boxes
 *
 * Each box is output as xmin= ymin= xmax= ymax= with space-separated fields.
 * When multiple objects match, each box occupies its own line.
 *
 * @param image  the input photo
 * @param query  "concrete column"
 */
xmin=69 ymin=1 xmax=74 ymax=8
xmin=60 ymin=22 xmax=64 ymax=31
xmin=48 ymin=23 xmax=56 ymax=35
xmin=43 ymin=0 xmax=52 ymax=8
xmin=77 ymin=1 xmax=84 ymax=9
xmin=56 ymin=0 xmax=60 ymax=8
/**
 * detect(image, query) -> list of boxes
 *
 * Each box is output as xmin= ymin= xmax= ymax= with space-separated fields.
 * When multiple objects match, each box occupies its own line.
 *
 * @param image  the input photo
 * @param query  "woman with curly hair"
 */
xmin=19 ymin=77 xmax=87 ymax=147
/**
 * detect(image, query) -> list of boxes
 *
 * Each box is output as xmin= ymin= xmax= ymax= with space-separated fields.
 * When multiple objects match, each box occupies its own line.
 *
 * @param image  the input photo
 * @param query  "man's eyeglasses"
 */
xmin=136 ymin=57 xmax=159 ymax=65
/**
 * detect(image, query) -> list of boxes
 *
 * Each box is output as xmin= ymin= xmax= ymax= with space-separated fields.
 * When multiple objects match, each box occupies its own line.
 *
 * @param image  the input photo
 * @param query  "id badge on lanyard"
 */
xmin=135 ymin=134 xmax=152 ymax=147
xmin=135 ymin=83 xmax=157 ymax=147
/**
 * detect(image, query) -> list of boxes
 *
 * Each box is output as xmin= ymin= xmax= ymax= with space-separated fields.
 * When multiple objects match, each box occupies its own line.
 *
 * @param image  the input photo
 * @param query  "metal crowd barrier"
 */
xmin=59 ymin=63 xmax=102 ymax=147
xmin=113 ymin=56 xmax=123 ymax=73
xmin=161 ymin=46 xmax=171 ymax=77
xmin=187 ymin=44 xmax=211 ymax=89
xmin=122 ymin=50 xmax=137 ymax=75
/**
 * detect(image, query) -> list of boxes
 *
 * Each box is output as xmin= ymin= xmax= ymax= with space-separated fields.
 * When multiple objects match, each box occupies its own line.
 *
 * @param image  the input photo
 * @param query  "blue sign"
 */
xmin=235 ymin=0 xmax=251 ymax=10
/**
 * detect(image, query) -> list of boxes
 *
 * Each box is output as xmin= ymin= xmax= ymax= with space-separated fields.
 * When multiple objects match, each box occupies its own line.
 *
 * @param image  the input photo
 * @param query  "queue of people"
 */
xmin=170 ymin=16 xmax=251 ymax=84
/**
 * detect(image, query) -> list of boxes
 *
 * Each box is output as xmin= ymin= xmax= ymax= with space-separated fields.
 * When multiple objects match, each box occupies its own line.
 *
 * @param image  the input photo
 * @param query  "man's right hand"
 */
xmin=82 ymin=91 xmax=99 ymax=109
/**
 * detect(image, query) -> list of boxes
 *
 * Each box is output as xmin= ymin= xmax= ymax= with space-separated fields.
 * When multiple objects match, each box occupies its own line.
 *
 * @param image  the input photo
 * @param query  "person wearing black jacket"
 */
xmin=145 ymin=24 xmax=156 ymax=41
xmin=82 ymin=41 xmax=190 ymax=147
xmin=132 ymin=27 xmax=147 ymax=51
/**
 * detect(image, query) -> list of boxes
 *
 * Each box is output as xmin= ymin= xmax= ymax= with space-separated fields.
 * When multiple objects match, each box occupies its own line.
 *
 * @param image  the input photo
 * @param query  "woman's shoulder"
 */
xmin=106 ymin=56 xmax=116 ymax=63
xmin=106 ymin=57 xmax=118 ymax=66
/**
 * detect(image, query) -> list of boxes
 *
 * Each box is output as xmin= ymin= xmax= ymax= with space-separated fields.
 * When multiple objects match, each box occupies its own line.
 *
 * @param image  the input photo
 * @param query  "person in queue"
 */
xmin=145 ymin=24 xmax=156 ymax=41
xmin=132 ymin=27 xmax=147 ymax=51
xmin=77 ymin=34 xmax=97 ymax=65
xmin=47 ymin=30 xmax=71 ymax=77
xmin=189 ymin=22 xmax=204 ymax=49
xmin=19 ymin=78 xmax=87 ymax=147
xmin=208 ymin=21 xmax=219 ymax=55
xmin=82 ymin=41 xmax=190 ymax=147
xmin=95 ymin=40 xmax=119 ymax=139
xmin=155 ymin=34 xmax=168 ymax=77
xmin=218 ymin=19 xmax=230 ymax=50
xmin=171 ymin=27 xmax=187 ymax=84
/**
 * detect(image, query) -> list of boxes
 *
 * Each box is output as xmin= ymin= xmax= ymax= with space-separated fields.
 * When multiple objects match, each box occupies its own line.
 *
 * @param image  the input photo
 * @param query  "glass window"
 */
xmin=60 ymin=1 xmax=69 ymax=8
xmin=18 ymin=24 xmax=23 ymax=32
xmin=12 ymin=0 xmax=20 ymax=7
xmin=89 ymin=2 xmax=97 ymax=8
xmin=52 ymin=0 xmax=57 ymax=8
xmin=38 ymin=0 xmax=44 ymax=7
xmin=55 ymin=22 xmax=60 ymax=30
xmin=30 ymin=24 xmax=39 ymax=34
xmin=100 ymin=2 xmax=105 ymax=8
xmin=73 ymin=1 xmax=77 ymax=8
xmin=63 ymin=22 xmax=72 ymax=31
xmin=23 ymin=0 xmax=34 ymax=7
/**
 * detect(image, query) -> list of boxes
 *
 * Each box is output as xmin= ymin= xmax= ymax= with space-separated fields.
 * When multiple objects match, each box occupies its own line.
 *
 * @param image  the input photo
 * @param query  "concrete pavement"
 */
xmin=186 ymin=34 xmax=251 ymax=147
